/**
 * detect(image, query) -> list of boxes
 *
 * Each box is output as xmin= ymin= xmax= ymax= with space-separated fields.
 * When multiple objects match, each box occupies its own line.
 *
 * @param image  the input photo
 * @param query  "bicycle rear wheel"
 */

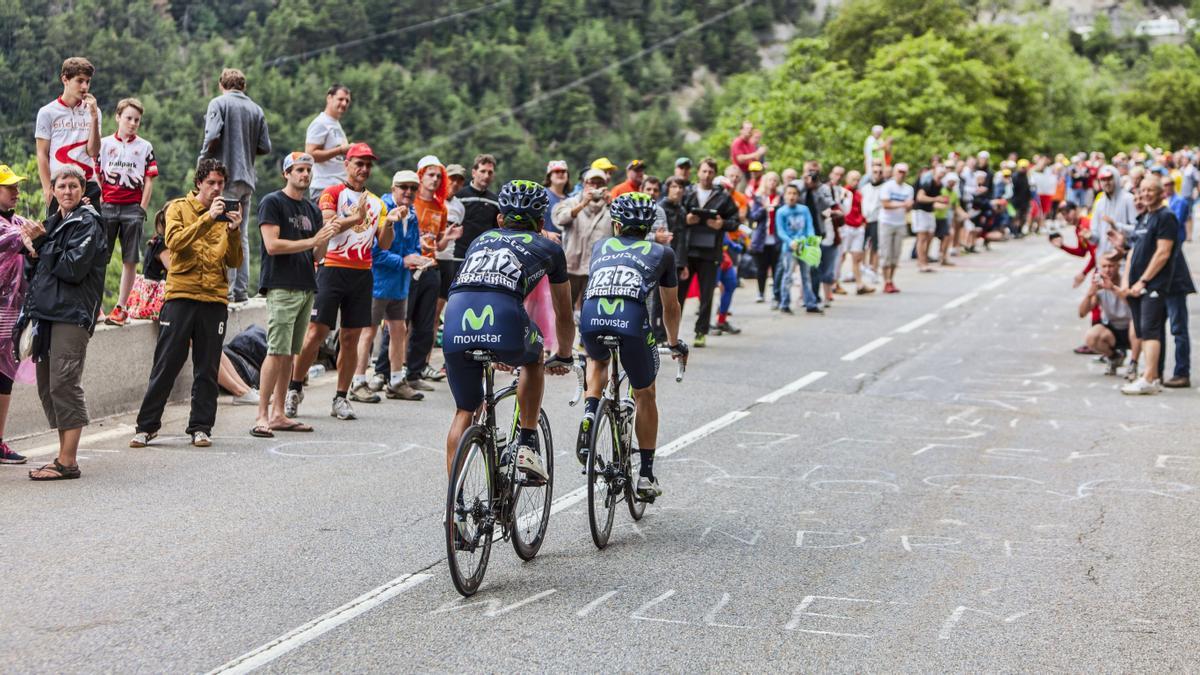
xmin=446 ymin=426 xmax=494 ymax=597
xmin=587 ymin=402 xmax=619 ymax=549
xmin=511 ymin=408 xmax=554 ymax=560
xmin=624 ymin=401 xmax=647 ymax=521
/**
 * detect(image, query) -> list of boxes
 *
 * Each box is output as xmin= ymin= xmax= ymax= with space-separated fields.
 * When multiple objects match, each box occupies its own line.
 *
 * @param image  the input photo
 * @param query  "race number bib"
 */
xmin=457 ymin=247 xmax=522 ymax=292
xmin=586 ymin=264 xmax=641 ymax=299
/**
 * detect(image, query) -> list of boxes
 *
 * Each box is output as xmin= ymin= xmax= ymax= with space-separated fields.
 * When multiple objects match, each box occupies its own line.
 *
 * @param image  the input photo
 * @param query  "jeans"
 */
xmin=778 ymin=249 xmax=818 ymax=310
xmin=224 ymin=182 xmax=254 ymax=298
xmin=1166 ymin=294 xmax=1191 ymax=379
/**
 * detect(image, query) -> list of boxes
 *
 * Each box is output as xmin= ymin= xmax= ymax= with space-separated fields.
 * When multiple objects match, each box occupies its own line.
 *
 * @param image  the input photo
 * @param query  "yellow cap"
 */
xmin=747 ymin=161 xmax=764 ymax=172
xmin=1017 ymin=159 xmax=1030 ymax=169
xmin=591 ymin=157 xmax=617 ymax=171
xmin=0 ymin=165 xmax=27 ymax=187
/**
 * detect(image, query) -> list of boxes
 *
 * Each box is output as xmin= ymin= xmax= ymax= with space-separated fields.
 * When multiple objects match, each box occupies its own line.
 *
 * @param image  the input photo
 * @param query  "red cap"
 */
xmin=345 ymin=142 xmax=377 ymax=161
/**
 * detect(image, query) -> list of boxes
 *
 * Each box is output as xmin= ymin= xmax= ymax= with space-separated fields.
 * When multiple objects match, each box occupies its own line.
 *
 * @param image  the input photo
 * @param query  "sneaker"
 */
xmin=770 ymin=300 xmax=780 ymax=310
xmin=331 ymin=396 xmax=357 ymax=420
xmin=422 ymin=365 xmax=447 ymax=382
xmin=515 ymin=445 xmax=548 ymax=484
xmin=231 ymin=388 xmax=260 ymax=406
xmin=408 ymin=378 xmax=436 ymax=392
xmin=349 ymin=382 xmax=381 ymax=404
xmin=105 ymin=305 xmax=128 ymax=327
xmin=1121 ymin=378 xmax=1159 ymax=396
xmin=693 ymin=334 xmax=706 ymax=348
xmin=191 ymin=431 xmax=212 ymax=447
xmin=385 ymin=381 xmax=425 ymax=400
xmin=367 ymin=373 xmax=387 ymax=392
xmin=1104 ymin=354 xmax=1121 ymax=377
xmin=636 ymin=475 xmax=663 ymax=499
xmin=0 ymin=442 xmax=28 ymax=465
xmin=780 ymin=306 xmax=794 ymax=315
xmin=576 ymin=413 xmax=595 ymax=466
xmin=884 ymin=283 xmax=899 ymax=294
xmin=755 ymin=294 xmax=765 ymax=303
xmin=1074 ymin=344 xmax=1097 ymax=355
xmin=716 ymin=321 xmax=741 ymax=335
xmin=231 ymin=292 xmax=249 ymax=304
xmin=806 ymin=307 xmax=824 ymax=314
xmin=128 ymin=431 xmax=157 ymax=448
xmin=284 ymin=389 xmax=303 ymax=418
xmin=856 ymin=286 xmax=876 ymax=295
xmin=1163 ymin=376 xmax=1191 ymax=389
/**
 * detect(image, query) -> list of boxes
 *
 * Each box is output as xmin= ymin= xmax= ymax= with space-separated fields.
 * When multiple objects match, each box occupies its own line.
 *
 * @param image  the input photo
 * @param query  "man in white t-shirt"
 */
xmin=863 ymin=125 xmax=884 ymax=174
xmin=305 ymin=84 xmax=352 ymax=200
xmin=878 ymin=163 xmax=914 ymax=294
xmin=35 ymin=57 xmax=102 ymax=215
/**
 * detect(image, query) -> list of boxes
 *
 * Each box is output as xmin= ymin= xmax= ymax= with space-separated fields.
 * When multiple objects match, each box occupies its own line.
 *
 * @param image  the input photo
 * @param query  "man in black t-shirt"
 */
xmin=252 ymin=152 xmax=335 ymax=435
xmin=1122 ymin=174 xmax=1178 ymax=396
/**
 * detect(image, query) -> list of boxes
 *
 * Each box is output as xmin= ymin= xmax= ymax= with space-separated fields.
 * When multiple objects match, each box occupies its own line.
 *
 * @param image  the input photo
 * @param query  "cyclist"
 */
xmin=442 ymin=180 xmax=576 ymax=485
xmin=576 ymin=192 xmax=688 ymax=499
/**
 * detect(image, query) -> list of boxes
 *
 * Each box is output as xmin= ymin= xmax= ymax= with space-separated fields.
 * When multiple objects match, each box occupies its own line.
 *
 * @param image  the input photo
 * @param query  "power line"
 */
xmin=383 ymin=0 xmax=761 ymax=168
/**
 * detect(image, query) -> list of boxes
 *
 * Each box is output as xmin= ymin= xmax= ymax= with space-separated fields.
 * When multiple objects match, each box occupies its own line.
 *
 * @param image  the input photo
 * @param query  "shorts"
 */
xmin=36 ymin=322 xmax=90 ymax=430
xmin=1128 ymin=292 xmax=1167 ymax=342
xmin=443 ymin=291 xmax=543 ymax=411
xmin=438 ymin=259 xmax=458 ymax=300
xmin=912 ymin=210 xmax=936 ymax=234
xmin=934 ymin=217 xmax=950 ymax=239
xmin=266 ymin=288 xmax=314 ymax=355
xmin=880 ymin=222 xmax=906 ymax=267
xmin=371 ymin=298 xmax=408 ymax=324
xmin=100 ymin=202 xmax=146 ymax=264
xmin=1039 ymin=195 xmax=1053 ymax=216
xmin=580 ymin=297 xmax=659 ymax=390
xmin=839 ymin=225 xmax=865 ymax=253
xmin=313 ymin=266 xmax=373 ymax=329
xmin=1101 ymin=322 xmax=1132 ymax=350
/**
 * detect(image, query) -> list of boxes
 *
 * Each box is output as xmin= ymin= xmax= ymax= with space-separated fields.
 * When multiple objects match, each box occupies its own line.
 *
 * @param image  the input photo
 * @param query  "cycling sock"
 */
xmin=518 ymin=427 xmax=538 ymax=451
xmin=639 ymin=449 xmax=655 ymax=478
xmin=335 ymin=390 xmax=347 ymax=400
xmin=288 ymin=380 xmax=303 ymax=393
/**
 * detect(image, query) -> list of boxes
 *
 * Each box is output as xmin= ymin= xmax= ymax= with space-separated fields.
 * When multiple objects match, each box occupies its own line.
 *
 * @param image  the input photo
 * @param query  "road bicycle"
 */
xmin=584 ymin=337 xmax=685 ymax=549
xmin=445 ymin=349 xmax=559 ymax=597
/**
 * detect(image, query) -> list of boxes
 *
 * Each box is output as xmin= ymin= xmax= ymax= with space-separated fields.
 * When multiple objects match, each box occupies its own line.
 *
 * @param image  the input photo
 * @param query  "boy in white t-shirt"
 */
xmin=98 ymin=98 xmax=159 ymax=326
xmin=35 ymin=57 xmax=102 ymax=215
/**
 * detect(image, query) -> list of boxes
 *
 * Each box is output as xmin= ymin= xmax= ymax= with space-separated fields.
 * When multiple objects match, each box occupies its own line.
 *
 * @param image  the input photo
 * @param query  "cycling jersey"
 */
xmin=318 ymin=183 xmax=388 ymax=270
xmin=583 ymin=235 xmax=677 ymax=302
xmin=35 ymin=98 xmax=98 ymax=182
xmin=98 ymin=133 xmax=158 ymax=205
xmin=449 ymin=228 xmax=568 ymax=298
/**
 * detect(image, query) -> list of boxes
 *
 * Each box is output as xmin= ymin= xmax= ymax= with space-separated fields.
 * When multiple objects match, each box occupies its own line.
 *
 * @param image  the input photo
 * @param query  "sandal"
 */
xmin=270 ymin=421 xmax=314 ymax=433
xmin=29 ymin=459 xmax=81 ymax=481
xmin=250 ymin=425 xmax=275 ymax=438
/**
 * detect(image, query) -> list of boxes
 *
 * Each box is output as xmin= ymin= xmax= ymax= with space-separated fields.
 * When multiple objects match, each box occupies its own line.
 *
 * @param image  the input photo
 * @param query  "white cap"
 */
xmin=392 ymin=170 xmax=419 ymax=185
xmin=417 ymin=155 xmax=444 ymax=172
xmin=977 ymin=150 xmax=990 ymax=159
xmin=871 ymin=125 xmax=884 ymax=134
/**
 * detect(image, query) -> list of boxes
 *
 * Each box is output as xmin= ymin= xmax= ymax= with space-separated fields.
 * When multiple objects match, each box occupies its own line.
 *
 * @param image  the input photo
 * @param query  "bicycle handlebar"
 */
xmin=568 ymin=353 xmax=587 ymax=407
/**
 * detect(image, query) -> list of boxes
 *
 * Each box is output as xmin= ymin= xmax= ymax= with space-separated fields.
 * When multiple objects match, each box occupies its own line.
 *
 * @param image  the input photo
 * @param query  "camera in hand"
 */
xmin=216 ymin=198 xmax=241 ymax=222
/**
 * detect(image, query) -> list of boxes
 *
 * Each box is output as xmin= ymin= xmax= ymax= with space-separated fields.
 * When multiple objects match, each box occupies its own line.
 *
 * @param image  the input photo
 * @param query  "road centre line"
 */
xmin=757 ymin=371 xmax=828 ymax=404
xmin=208 ymin=572 xmax=433 ymax=675
xmin=841 ymin=337 xmax=893 ymax=362
xmin=977 ymin=276 xmax=1009 ymax=292
xmin=942 ymin=292 xmax=978 ymax=310
xmin=893 ymin=313 xmax=938 ymax=335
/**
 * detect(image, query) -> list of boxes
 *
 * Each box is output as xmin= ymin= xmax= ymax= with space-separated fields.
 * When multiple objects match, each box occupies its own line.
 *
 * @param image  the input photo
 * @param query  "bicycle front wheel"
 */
xmin=446 ymin=426 xmax=494 ymax=597
xmin=587 ymin=401 xmax=619 ymax=549
xmin=511 ymin=408 xmax=554 ymax=560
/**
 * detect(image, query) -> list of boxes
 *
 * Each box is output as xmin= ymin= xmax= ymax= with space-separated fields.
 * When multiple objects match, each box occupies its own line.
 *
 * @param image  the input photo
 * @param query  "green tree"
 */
xmin=824 ymin=0 xmax=969 ymax=69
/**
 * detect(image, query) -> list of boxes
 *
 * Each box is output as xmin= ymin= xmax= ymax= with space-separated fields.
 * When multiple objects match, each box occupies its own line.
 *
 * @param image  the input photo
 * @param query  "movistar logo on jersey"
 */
xmin=598 ymin=298 xmax=625 ymax=315
xmin=461 ymin=305 xmax=495 ymax=331
xmin=601 ymin=237 xmax=652 ymax=254
xmin=481 ymin=230 xmax=534 ymax=244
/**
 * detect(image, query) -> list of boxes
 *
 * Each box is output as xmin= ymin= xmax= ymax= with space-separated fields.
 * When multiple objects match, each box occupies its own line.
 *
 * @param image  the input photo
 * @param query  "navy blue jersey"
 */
xmin=584 ymin=236 xmax=678 ymax=303
xmin=450 ymin=228 xmax=568 ymax=299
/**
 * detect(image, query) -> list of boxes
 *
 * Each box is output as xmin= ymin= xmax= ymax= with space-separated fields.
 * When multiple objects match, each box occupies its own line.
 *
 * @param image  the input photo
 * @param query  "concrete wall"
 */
xmin=9 ymin=299 xmax=269 ymax=440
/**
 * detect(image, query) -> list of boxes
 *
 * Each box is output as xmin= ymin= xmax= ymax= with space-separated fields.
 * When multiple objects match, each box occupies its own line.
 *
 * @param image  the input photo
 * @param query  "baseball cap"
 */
xmin=546 ymin=160 xmax=568 ymax=173
xmin=446 ymin=164 xmax=468 ymax=179
xmin=591 ymin=157 xmax=617 ymax=172
xmin=1001 ymin=168 xmax=1012 ymax=177
xmin=627 ymin=159 xmax=646 ymax=171
xmin=583 ymin=168 xmax=607 ymax=182
xmin=0 ymin=164 xmax=27 ymax=186
xmin=675 ymin=157 xmax=692 ymax=168
xmin=747 ymin=161 xmax=764 ymax=172
xmin=282 ymin=151 xmax=314 ymax=173
xmin=1017 ymin=159 xmax=1030 ymax=169
xmin=1098 ymin=165 xmax=1116 ymax=179
xmin=977 ymin=150 xmax=990 ymax=159
xmin=392 ymin=170 xmax=419 ymax=186
xmin=346 ymin=142 xmax=377 ymax=161
xmin=417 ymin=155 xmax=443 ymax=172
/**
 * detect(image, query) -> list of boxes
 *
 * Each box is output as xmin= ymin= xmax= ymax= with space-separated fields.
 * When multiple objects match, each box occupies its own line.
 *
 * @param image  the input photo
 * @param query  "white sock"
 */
xmin=352 ymin=374 xmax=367 ymax=387
xmin=390 ymin=371 xmax=405 ymax=386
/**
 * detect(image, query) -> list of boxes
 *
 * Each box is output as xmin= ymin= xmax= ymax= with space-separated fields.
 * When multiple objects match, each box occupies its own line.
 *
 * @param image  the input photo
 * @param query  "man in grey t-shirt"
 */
xmin=200 ymin=68 xmax=272 ymax=302
xmin=305 ymin=84 xmax=351 ymax=200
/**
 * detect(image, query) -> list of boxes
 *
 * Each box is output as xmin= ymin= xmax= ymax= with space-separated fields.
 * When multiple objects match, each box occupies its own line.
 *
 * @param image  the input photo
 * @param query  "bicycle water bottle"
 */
xmin=619 ymin=398 xmax=635 ymax=450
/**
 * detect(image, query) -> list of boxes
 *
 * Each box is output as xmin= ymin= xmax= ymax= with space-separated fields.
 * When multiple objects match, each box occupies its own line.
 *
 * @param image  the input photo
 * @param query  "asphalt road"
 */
xmin=3 ymin=237 xmax=1199 ymax=673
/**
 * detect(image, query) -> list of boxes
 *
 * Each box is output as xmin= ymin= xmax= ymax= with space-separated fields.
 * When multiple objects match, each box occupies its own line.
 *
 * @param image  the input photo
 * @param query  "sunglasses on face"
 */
xmin=395 ymin=184 xmax=417 ymax=191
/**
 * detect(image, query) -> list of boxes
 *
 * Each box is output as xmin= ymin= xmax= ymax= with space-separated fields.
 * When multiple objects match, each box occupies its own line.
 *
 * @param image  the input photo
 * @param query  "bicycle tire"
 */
xmin=587 ymin=401 xmax=618 ymax=549
xmin=446 ymin=426 xmax=494 ymax=597
xmin=510 ymin=408 xmax=554 ymax=560
xmin=623 ymin=400 xmax=646 ymax=521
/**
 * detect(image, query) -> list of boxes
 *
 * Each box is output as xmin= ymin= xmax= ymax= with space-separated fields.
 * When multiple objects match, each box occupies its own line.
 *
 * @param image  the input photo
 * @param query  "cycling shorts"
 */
xmin=579 ymin=297 xmax=660 ymax=390
xmin=443 ymin=290 xmax=543 ymax=411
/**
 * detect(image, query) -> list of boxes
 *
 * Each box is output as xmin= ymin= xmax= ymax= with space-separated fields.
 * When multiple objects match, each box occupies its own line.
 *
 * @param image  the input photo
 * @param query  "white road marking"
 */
xmin=942 ymin=292 xmax=978 ymax=310
xmin=208 ymin=573 xmax=432 ymax=675
xmin=576 ymin=590 xmax=619 ymax=617
xmin=757 ymin=371 xmax=828 ymax=404
xmin=22 ymin=424 xmax=136 ymax=460
xmin=893 ymin=313 xmax=938 ymax=334
xmin=841 ymin=337 xmax=893 ymax=362
xmin=978 ymin=276 xmax=1009 ymax=292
